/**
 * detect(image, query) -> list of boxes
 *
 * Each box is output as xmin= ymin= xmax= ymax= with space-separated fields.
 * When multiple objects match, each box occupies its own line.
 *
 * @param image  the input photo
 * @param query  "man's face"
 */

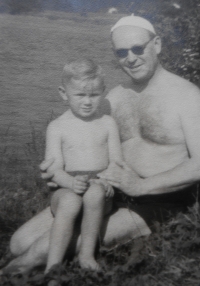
xmin=112 ymin=26 xmax=161 ymax=83
xmin=65 ymin=78 xmax=105 ymax=119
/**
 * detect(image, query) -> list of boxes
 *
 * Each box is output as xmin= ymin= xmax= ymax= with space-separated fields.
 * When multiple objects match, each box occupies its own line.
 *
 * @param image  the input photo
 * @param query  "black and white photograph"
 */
xmin=0 ymin=0 xmax=200 ymax=285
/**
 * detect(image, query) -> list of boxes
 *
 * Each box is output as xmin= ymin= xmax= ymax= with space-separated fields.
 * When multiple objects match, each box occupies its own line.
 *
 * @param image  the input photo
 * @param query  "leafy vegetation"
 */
xmin=0 ymin=6 xmax=200 ymax=285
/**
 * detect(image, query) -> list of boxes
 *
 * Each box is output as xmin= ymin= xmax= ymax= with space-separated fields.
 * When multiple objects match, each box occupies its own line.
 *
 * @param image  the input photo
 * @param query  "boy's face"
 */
xmin=62 ymin=78 xmax=105 ymax=119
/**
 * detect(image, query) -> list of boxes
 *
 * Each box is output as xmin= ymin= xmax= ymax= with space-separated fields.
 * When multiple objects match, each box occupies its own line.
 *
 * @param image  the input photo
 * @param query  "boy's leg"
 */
xmin=45 ymin=188 xmax=82 ymax=274
xmin=78 ymin=183 xmax=105 ymax=270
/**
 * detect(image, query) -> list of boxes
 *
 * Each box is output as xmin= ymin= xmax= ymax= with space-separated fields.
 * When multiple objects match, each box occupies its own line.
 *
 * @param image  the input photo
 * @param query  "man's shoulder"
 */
xmin=106 ymin=85 xmax=136 ymax=105
xmin=101 ymin=114 xmax=116 ymax=124
xmin=164 ymin=70 xmax=200 ymax=96
xmin=101 ymin=114 xmax=118 ymax=132
xmin=162 ymin=71 xmax=200 ymax=113
xmin=106 ymin=85 xmax=126 ymax=101
xmin=106 ymin=85 xmax=124 ymax=97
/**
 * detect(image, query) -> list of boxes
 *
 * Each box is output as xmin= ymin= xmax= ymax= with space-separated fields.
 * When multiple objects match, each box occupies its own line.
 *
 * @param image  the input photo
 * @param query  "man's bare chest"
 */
xmin=112 ymin=95 xmax=183 ymax=144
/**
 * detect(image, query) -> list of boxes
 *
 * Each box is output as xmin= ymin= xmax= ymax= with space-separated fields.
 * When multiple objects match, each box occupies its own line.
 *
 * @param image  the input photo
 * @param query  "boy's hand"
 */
xmin=73 ymin=175 xmax=89 ymax=195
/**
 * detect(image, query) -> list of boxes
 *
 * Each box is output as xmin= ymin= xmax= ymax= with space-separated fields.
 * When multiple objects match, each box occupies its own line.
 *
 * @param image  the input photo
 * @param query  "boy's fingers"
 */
xmin=40 ymin=158 xmax=54 ymax=171
xmin=74 ymin=188 xmax=85 ymax=195
xmin=76 ymin=182 xmax=88 ymax=188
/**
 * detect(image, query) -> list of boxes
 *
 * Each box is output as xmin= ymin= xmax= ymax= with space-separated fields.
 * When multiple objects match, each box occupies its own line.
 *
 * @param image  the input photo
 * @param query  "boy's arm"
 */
xmin=45 ymin=122 xmax=73 ymax=189
xmin=107 ymin=117 xmax=123 ymax=164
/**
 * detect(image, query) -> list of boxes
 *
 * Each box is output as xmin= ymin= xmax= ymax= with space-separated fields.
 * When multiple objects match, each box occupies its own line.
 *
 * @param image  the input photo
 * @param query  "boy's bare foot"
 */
xmin=78 ymin=256 xmax=101 ymax=272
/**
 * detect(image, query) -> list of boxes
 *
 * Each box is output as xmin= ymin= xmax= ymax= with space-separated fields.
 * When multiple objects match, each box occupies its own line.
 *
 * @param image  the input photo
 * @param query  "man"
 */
xmin=2 ymin=15 xmax=200 ymax=274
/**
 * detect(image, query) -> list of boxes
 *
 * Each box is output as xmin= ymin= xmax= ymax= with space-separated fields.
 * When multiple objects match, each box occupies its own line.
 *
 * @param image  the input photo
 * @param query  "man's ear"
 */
xmin=153 ymin=36 xmax=162 ymax=55
xmin=58 ymin=86 xmax=68 ymax=101
xmin=111 ymin=46 xmax=117 ymax=58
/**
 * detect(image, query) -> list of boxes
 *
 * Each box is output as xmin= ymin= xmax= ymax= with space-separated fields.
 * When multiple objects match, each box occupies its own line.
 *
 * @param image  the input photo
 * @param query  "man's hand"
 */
xmin=73 ymin=175 xmax=89 ymax=195
xmin=98 ymin=161 xmax=142 ymax=197
xmin=39 ymin=158 xmax=58 ymax=188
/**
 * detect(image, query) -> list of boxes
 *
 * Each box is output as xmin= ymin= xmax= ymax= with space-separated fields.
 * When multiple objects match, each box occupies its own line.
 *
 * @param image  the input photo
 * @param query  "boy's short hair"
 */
xmin=62 ymin=59 xmax=105 ymax=88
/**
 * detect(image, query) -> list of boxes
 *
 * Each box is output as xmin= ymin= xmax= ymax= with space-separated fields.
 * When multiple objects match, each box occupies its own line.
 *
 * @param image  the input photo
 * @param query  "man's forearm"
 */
xmin=140 ymin=158 xmax=200 ymax=195
xmin=52 ymin=169 xmax=73 ymax=189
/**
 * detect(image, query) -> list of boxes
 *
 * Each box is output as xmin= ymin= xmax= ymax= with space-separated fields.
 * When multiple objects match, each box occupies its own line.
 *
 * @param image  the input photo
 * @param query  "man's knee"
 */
xmin=10 ymin=230 xmax=25 ymax=256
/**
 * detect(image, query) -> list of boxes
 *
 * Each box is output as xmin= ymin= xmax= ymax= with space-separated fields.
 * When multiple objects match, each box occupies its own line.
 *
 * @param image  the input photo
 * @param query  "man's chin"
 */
xmin=125 ymin=70 xmax=152 ymax=85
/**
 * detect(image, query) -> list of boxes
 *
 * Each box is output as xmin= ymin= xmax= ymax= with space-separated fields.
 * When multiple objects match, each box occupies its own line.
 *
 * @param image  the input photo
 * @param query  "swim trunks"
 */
xmin=67 ymin=170 xmax=103 ymax=180
xmin=113 ymin=184 xmax=200 ymax=231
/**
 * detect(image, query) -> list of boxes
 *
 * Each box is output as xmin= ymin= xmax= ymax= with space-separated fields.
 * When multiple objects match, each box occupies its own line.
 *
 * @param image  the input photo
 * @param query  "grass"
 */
xmin=0 ymin=10 xmax=200 ymax=285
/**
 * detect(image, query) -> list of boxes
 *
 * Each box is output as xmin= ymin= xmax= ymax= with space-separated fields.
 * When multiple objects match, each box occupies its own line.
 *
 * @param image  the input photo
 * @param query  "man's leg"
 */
xmin=1 ymin=207 xmax=150 ymax=274
xmin=2 ymin=230 xmax=50 ymax=274
xmin=1 ymin=207 xmax=53 ymax=274
xmin=10 ymin=206 xmax=53 ymax=256
xmin=100 ymin=208 xmax=151 ymax=250
xmin=78 ymin=184 xmax=105 ymax=270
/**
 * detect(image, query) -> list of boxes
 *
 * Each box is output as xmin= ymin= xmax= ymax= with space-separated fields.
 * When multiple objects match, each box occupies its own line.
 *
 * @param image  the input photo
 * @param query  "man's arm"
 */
xmin=45 ymin=122 xmax=73 ymax=189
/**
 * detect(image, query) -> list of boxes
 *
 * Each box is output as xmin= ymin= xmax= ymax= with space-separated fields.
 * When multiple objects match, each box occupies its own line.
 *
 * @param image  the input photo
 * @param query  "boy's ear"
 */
xmin=58 ymin=86 xmax=68 ymax=101
xmin=102 ymin=85 xmax=106 ymax=95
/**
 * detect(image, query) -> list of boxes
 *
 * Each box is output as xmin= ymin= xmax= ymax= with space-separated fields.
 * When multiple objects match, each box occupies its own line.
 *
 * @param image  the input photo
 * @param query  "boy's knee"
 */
xmin=51 ymin=188 xmax=82 ymax=216
xmin=84 ymin=184 xmax=105 ymax=205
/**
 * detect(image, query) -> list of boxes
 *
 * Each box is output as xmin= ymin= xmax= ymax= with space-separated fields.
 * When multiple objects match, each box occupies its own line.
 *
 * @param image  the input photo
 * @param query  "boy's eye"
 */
xmin=76 ymin=93 xmax=85 ymax=97
xmin=91 ymin=93 xmax=100 ymax=97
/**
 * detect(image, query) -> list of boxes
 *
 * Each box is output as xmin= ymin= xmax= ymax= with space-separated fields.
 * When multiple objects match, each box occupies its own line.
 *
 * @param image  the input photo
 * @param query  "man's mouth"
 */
xmin=128 ymin=64 xmax=142 ymax=70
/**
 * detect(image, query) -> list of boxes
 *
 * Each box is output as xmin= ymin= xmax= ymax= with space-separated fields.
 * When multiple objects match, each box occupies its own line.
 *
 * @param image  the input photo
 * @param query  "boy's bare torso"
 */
xmin=53 ymin=111 xmax=110 ymax=172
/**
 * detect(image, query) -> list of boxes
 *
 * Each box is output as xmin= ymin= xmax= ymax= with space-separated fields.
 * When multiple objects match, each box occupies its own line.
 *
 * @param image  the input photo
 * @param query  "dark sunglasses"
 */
xmin=115 ymin=37 xmax=154 ymax=58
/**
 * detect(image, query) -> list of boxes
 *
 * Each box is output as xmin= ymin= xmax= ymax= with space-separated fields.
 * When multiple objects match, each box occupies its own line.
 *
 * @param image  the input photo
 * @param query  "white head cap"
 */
xmin=111 ymin=14 xmax=156 ymax=35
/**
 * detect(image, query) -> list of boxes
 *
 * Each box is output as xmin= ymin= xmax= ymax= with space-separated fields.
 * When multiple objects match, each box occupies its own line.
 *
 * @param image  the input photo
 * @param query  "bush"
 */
xmin=128 ymin=0 xmax=200 ymax=85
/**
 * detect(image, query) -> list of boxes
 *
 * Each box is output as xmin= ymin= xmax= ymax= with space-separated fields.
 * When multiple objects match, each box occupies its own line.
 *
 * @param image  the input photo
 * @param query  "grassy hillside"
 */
xmin=0 ymin=11 xmax=127 ymax=226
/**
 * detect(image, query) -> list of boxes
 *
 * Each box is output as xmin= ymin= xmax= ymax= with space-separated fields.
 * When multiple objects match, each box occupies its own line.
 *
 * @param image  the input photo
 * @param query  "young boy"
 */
xmin=44 ymin=59 xmax=122 ymax=273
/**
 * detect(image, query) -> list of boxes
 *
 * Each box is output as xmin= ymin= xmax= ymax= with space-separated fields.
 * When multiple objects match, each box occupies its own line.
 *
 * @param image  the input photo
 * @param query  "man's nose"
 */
xmin=126 ymin=50 xmax=137 ymax=63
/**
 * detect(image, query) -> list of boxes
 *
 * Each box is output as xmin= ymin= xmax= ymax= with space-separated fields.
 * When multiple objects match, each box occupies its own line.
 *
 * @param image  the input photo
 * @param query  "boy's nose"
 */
xmin=84 ymin=96 xmax=92 ymax=104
